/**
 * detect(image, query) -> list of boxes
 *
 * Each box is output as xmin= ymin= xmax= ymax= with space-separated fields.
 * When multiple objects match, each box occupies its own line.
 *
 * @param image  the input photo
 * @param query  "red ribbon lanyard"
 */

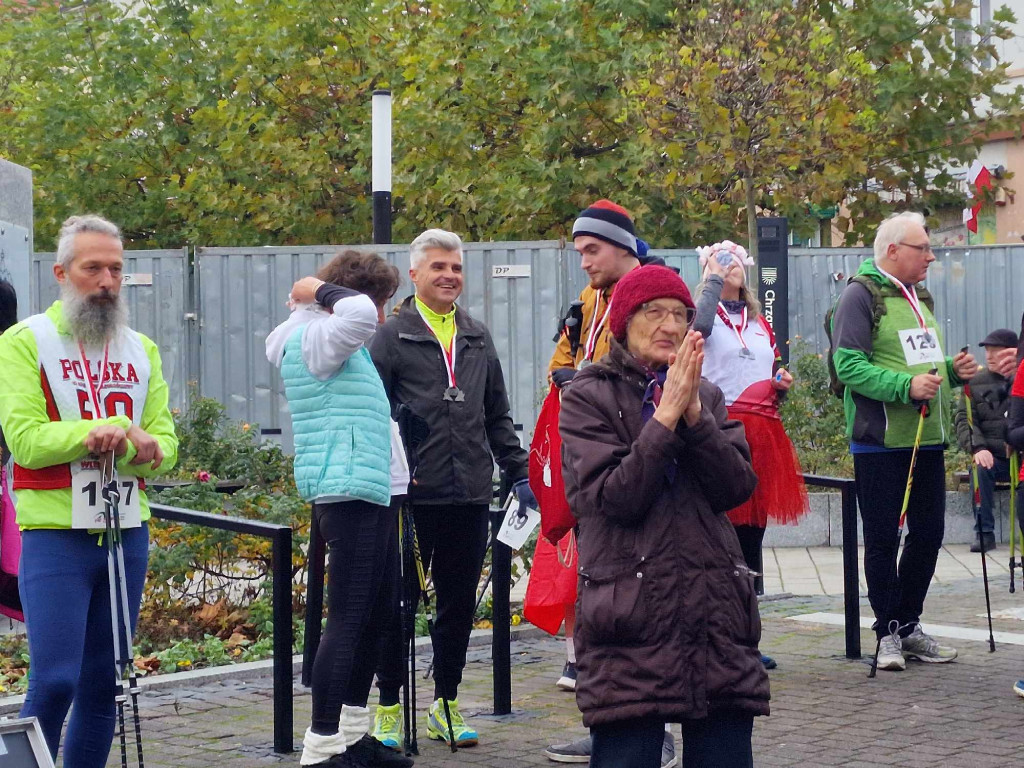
xmin=78 ymin=341 xmax=111 ymax=419
xmin=878 ymin=267 xmax=927 ymax=330
xmin=584 ymin=296 xmax=613 ymax=362
xmin=716 ymin=303 xmax=749 ymax=350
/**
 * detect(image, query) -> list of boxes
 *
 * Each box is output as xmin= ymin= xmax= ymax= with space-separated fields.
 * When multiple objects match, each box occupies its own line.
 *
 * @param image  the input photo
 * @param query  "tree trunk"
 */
xmin=744 ymin=174 xmax=758 ymax=271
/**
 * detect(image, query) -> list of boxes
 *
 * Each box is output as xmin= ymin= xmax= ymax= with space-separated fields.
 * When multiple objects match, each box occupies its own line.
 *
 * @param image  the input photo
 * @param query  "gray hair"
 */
xmin=873 ymin=211 xmax=926 ymax=266
xmin=55 ymin=215 xmax=122 ymax=270
xmin=409 ymin=228 xmax=463 ymax=270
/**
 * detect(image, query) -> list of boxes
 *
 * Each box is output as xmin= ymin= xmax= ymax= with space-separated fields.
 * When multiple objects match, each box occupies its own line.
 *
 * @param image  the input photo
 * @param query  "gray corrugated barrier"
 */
xmin=195 ymin=241 xmax=581 ymax=449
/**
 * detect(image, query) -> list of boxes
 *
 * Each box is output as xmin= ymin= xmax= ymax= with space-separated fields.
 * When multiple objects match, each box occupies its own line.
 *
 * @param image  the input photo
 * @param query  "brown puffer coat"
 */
xmin=559 ymin=340 xmax=770 ymax=727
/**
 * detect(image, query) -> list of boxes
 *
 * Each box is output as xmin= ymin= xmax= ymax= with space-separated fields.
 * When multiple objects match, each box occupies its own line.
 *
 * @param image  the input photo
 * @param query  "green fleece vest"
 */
xmin=842 ymin=279 xmax=951 ymax=448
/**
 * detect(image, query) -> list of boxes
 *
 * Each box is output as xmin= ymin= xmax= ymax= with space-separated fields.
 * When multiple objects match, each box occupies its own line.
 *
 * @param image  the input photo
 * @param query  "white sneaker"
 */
xmin=901 ymin=624 xmax=957 ymax=663
xmin=875 ymin=634 xmax=906 ymax=671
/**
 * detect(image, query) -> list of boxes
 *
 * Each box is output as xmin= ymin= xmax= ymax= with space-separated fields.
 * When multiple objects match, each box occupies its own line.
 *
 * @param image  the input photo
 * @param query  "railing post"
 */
xmin=273 ymin=526 xmax=294 ymax=753
xmin=490 ymin=506 xmax=512 ymax=716
xmin=841 ymin=481 xmax=861 ymax=659
xmin=302 ymin=504 xmax=325 ymax=688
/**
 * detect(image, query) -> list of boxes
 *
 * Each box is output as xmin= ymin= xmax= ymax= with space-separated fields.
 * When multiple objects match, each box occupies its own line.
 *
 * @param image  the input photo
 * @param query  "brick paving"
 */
xmin=73 ymin=570 xmax=1024 ymax=767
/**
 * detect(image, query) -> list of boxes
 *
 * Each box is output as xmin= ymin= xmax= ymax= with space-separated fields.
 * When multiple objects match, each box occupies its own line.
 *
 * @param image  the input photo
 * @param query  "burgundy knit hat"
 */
xmin=609 ymin=265 xmax=695 ymax=340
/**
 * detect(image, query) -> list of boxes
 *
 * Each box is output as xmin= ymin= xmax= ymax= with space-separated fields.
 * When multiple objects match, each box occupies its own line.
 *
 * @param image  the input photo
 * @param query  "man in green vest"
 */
xmin=831 ymin=211 xmax=978 ymax=672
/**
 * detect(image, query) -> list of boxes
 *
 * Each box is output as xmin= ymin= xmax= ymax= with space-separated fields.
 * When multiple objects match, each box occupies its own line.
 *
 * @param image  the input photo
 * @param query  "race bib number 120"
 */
xmin=898 ymin=327 xmax=945 ymax=367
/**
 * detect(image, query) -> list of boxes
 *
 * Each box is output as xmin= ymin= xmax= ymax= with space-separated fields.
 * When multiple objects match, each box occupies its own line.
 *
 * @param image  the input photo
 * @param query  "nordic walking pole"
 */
xmin=398 ymin=504 xmax=418 ymax=755
xmin=1012 ymin=450 xmax=1020 ymax=593
xmin=409 ymin=521 xmax=458 ymax=753
xmin=101 ymin=452 xmax=145 ymax=767
xmin=869 ymin=368 xmax=936 ymax=678
xmin=965 ymin=384 xmax=996 ymax=651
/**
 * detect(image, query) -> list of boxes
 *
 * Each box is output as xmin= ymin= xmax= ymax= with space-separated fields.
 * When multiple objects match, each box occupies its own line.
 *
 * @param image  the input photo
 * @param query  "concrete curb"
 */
xmin=0 ymin=624 xmax=549 ymax=715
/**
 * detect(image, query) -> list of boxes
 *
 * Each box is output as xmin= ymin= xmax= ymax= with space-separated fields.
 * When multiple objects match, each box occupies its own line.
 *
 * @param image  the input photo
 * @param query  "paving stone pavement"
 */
xmin=78 ymin=573 xmax=1024 ymax=767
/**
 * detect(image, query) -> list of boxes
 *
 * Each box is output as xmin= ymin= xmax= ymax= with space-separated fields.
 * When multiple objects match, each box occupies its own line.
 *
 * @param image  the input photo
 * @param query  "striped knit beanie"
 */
xmin=571 ymin=200 xmax=638 ymax=257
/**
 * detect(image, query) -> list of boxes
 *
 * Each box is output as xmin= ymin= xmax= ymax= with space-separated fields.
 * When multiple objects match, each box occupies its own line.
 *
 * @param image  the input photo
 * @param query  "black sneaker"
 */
xmin=556 ymin=661 xmax=577 ymax=691
xmin=310 ymin=752 xmax=360 ymax=767
xmin=346 ymin=734 xmax=413 ymax=767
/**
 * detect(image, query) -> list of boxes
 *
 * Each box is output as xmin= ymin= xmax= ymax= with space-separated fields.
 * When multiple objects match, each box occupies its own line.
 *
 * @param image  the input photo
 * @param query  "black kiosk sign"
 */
xmin=755 ymin=217 xmax=789 ymax=366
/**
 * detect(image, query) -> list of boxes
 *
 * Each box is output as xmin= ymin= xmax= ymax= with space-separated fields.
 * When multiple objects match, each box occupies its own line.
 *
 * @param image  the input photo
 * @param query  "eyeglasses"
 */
xmin=639 ymin=303 xmax=696 ymax=327
xmin=898 ymin=241 xmax=934 ymax=255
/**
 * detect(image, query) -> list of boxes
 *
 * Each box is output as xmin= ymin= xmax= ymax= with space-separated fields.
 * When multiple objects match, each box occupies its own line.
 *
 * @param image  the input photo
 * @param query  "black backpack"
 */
xmin=824 ymin=275 xmax=935 ymax=399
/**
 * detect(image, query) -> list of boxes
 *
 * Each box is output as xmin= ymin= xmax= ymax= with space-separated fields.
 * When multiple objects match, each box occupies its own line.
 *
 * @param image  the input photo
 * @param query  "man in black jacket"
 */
xmin=368 ymin=228 xmax=534 ymax=749
xmin=955 ymin=328 xmax=1020 ymax=553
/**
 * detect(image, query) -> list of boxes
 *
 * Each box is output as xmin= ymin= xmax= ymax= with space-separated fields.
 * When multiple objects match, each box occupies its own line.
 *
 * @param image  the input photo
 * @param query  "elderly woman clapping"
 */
xmin=558 ymin=265 xmax=770 ymax=768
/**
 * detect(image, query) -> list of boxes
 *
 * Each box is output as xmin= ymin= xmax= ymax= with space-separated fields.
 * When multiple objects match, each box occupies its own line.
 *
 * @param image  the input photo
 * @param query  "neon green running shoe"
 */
xmin=372 ymin=703 xmax=403 ymax=751
xmin=426 ymin=697 xmax=478 ymax=747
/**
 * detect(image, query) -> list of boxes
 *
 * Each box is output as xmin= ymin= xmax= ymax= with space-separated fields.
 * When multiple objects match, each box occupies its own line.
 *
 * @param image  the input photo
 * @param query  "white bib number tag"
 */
xmin=71 ymin=460 xmax=141 ymax=529
xmin=898 ymin=327 xmax=944 ymax=367
xmin=496 ymin=498 xmax=541 ymax=552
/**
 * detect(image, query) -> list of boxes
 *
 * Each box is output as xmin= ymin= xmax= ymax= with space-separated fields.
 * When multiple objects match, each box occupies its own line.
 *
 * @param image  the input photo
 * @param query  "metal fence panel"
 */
xmin=196 ymin=241 xmax=576 ymax=449
xmin=31 ymin=249 xmax=191 ymax=411
xmin=787 ymin=245 xmax=1024 ymax=358
xmin=196 ymin=240 xmax=1024 ymax=452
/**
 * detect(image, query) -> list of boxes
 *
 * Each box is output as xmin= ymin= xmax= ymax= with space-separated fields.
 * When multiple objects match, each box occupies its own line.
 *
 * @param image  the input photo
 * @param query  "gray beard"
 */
xmin=61 ymin=284 xmax=128 ymax=347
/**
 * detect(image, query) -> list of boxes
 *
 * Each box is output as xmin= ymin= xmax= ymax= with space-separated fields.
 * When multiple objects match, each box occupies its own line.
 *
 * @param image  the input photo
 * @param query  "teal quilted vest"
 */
xmin=281 ymin=326 xmax=391 ymax=505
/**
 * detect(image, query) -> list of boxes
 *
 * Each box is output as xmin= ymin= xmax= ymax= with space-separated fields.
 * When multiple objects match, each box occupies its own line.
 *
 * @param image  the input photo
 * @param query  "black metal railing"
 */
xmin=149 ymin=504 xmax=294 ymax=753
xmin=800 ymin=475 xmax=860 ymax=659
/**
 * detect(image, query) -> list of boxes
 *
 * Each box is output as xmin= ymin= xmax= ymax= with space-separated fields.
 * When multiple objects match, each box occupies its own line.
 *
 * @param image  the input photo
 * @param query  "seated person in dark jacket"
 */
xmin=559 ymin=265 xmax=768 ymax=768
xmin=954 ymin=328 xmax=1019 ymax=552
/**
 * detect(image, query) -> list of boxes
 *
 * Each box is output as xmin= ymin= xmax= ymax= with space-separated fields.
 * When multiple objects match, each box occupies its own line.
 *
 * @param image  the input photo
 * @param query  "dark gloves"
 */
xmin=551 ymin=368 xmax=577 ymax=389
xmin=513 ymin=479 xmax=538 ymax=518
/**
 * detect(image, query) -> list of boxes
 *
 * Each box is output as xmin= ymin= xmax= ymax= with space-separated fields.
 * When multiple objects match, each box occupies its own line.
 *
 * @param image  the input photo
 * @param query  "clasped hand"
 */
xmin=653 ymin=330 xmax=705 ymax=431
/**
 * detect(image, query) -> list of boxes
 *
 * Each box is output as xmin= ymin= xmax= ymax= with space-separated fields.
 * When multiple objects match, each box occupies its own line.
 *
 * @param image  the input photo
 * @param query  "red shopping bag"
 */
xmin=523 ymin=531 xmax=578 ymax=635
xmin=530 ymin=384 xmax=576 ymax=546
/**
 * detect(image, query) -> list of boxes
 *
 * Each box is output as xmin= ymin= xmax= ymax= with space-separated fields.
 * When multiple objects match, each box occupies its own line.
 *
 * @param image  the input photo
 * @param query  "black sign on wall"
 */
xmin=755 ymin=217 xmax=789 ymax=366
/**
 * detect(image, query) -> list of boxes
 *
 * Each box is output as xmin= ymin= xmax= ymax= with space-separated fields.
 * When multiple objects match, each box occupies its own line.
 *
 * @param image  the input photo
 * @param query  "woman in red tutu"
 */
xmin=693 ymin=240 xmax=808 ymax=668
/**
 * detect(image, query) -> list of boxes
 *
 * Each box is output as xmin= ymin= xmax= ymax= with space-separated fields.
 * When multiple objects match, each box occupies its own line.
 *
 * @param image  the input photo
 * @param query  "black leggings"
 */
xmin=732 ymin=525 xmax=765 ymax=575
xmin=376 ymin=503 xmax=490 ymax=702
xmin=310 ymin=499 xmax=397 ymax=735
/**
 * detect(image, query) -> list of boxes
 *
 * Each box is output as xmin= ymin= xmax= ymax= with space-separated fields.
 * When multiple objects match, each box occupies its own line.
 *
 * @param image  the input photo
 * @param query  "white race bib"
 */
xmin=70 ymin=458 xmax=141 ymax=530
xmin=898 ymin=327 xmax=944 ymax=367
xmin=496 ymin=498 xmax=541 ymax=552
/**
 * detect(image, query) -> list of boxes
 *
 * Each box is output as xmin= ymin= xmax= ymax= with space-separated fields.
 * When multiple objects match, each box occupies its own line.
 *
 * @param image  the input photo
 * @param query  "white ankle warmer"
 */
xmin=300 ymin=727 xmax=348 ymax=766
xmin=339 ymin=704 xmax=370 ymax=747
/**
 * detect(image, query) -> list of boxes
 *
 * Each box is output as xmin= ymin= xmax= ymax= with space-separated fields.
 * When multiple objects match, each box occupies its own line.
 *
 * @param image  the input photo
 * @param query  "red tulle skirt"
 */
xmin=726 ymin=410 xmax=808 ymax=528
xmin=523 ymin=531 xmax=578 ymax=636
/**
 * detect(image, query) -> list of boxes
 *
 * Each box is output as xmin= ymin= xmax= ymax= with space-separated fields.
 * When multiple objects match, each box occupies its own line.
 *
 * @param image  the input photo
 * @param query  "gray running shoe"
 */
xmin=661 ymin=730 xmax=678 ymax=768
xmin=901 ymin=624 xmax=957 ymax=663
xmin=875 ymin=633 xmax=906 ymax=671
xmin=543 ymin=735 xmax=591 ymax=763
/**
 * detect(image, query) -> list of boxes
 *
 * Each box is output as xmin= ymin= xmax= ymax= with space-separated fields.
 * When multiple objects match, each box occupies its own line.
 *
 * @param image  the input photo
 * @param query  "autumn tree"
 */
xmin=634 ymin=0 xmax=877 ymax=262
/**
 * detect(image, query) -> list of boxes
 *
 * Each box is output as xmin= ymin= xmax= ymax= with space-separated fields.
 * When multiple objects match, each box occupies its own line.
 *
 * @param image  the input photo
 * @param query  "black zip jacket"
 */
xmin=368 ymin=295 xmax=528 ymax=505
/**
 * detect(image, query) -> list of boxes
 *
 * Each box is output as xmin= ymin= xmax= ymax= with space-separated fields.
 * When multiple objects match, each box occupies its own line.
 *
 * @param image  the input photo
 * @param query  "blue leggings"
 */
xmin=19 ymin=524 xmax=148 ymax=767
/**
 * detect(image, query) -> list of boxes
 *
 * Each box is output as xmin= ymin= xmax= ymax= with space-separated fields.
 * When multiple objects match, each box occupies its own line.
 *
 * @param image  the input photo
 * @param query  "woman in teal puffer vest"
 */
xmin=266 ymin=251 xmax=412 ymax=768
